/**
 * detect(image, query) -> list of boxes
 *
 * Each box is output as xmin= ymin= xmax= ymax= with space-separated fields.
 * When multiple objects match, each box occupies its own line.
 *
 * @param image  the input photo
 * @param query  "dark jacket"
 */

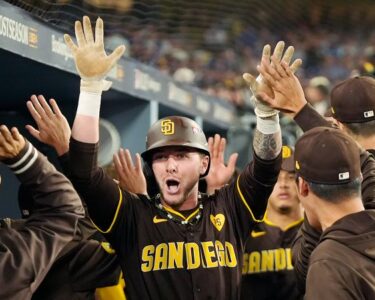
xmin=0 ymin=141 xmax=84 ymax=300
xmin=305 ymin=210 xmax=375 ymax=299
xmin=291 ymin=104 xmax=375 ymax=292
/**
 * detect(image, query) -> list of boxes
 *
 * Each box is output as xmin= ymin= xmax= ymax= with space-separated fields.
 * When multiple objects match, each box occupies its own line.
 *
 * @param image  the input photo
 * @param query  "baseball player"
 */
xmin=241 ymin=145 xmax=303 ymax=300
xmin=293 ymin=127 xmax=375 ymax=299
xmin=24 ymin=94 xmax=126 ymax=300
xmin=255 ymin=55 xmax=375 ymax=292
xmin=61 ymin=16 xmax=305 ymax=299
xmin=0 ymin=125 xmax=84 ymax=299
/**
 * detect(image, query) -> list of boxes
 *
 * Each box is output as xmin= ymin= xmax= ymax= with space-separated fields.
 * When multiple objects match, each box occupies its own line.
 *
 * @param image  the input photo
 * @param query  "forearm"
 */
xmin=294 ymin=103 xmax=331 ymax=132
xmin=72 ymin=89 xmax=101 ymax=143
xmin=253 ymin=115 xmax=282 ymax=160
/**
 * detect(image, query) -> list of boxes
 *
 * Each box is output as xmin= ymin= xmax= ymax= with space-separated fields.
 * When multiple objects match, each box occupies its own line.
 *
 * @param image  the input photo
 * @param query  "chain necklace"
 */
xmin=153 ymin=193 xmax=204 ymax=225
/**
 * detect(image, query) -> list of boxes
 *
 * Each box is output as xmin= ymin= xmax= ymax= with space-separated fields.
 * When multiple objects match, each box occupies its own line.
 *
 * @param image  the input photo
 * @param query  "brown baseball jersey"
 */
xmin=241 ymin=218 xmax=304 ymax=300
xmin=69 ymin=138 xmax=281 ymax=300
xmin=0 ymin=141 xmax=84 ymax=300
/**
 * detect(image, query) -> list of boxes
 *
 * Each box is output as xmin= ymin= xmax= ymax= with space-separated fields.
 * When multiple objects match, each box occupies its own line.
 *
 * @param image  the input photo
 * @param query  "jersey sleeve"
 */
xmin=0 ymin=141 xmax=84 ymax=297
xmin=293 ymin=103 xmax=331 ymax=131
xmin=223 ymin=150 xmax=281 ymax=240
xmin=69 ymin=138 xmax=123 ymax=233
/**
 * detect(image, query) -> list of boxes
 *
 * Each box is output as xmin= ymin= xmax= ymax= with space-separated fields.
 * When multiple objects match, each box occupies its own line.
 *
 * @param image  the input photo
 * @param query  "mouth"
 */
xmin=278 ymin=193 xmax=290 ymax=200
xmin=166 ymin=179 xmax=180 ymax=194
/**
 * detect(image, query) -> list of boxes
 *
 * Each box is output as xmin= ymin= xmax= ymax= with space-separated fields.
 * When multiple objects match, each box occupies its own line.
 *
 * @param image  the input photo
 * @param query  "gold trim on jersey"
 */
xmin=164 ymin=205 xmax=200 ymax=221
xmin=236 ymin=175 xmax=264 ymax=222
xmin=92 ymin=185 xmax=123 ymax=234
xmin=263 ymin=216 xmax=304 ymax=231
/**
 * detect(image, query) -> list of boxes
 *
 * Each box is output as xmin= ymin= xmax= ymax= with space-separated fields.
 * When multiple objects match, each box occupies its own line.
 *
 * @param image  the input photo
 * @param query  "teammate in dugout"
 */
xmin=254 ymin=52 xmax=375 ymax=295
xmin=62 ymin=16 xmax=301 ymax=299
xmin=241 ymin=145 xmax=304 ymax=300
xmin=0 ymin=125 xmax=84 ymax=299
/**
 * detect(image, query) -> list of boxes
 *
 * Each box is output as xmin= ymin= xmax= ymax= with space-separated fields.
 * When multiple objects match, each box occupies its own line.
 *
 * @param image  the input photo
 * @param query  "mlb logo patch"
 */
xmin=364 ymin=110 xmax=374 ymax=118
xmin=338 ymin=172 xmax=349 ymax=180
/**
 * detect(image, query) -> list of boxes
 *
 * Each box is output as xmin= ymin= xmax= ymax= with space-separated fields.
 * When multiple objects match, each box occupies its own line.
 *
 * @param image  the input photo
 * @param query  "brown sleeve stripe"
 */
xmin=236 ymin=175 xmax=265 ymax=223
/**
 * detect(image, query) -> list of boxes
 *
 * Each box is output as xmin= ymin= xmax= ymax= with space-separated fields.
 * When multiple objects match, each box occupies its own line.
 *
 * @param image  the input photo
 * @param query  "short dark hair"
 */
xmin=307 ymin=177 xmax=362 ymax=203
xmin=343 ymin=119 xmax=375 ymax=138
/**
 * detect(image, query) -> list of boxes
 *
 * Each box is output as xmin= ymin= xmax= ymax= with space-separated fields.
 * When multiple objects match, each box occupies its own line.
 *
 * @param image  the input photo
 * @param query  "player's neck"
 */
xmin=266 ymin=206 xmax=303 ymax=231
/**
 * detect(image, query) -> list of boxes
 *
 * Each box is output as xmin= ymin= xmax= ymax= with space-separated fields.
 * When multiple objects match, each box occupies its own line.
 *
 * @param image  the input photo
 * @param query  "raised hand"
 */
xmin=113 ymin=148 xmax=147 ymax=195
xmin=205 ymin=134 xmax=238 ymax=194
xmin=26 ymin=95 xmax=71 ymax=156
xmin=64 ymin=16 xmax=125 ymax=92
xmin=0 ymin=125 xmax=25 ymax=160
xmin=256 ymin=58 xmax=306 ymax=116
xmin=242 ymin=41 xmax=302 ymax=118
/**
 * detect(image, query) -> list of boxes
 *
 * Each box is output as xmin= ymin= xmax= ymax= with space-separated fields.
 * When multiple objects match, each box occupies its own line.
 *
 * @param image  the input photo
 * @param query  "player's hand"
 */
xmin=256 ymin=57 xmax=306 ymax=116
xmin=26 ymin=95 xmax=71 ymax=156
xmin=0 ymin=125 xmax=25 ymax=160
xmin=243 ymin=41 xmax=302 ymax=118
xmin=64 ymin=16 xmax=125 ymax=92
xmin=113 ymin=148 xmax=148 ymax=195
xmin=205 ymin=134 xmax=238 ymax=195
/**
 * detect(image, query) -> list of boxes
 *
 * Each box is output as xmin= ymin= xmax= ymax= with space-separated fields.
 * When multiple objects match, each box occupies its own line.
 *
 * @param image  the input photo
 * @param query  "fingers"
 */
xmin=257 ymin=59 xmax=278 ymax=86
xmin=242 ymin=73 xmax=257 ymax=90
xmin=37 ymin=95 xmax=54 ymax=118
xmin=0 ymin=125 xmax=12 ymax=143
xmin=107 ymin=45 xmax=126 ymax=69
xmin=64 ymin=34 xmax=78 ymax=54
xmin=29 ymin=95 xmax=49 ymax=120
xmin=49 ymin=99 xmax=63 ymax=117
xmin=211 ymin=134 xmax=221 ymax=159
xmin=218 ymin=136 xmax=226 ymax=162
xmin=83 ymin=16 xmax=94 ymax=45
xmin=290 ymin=58 xmax=303 ymax=73
xmin=113 ymin=153 xmax=125 ymax=178
xmin=208 ymin=136 xmax=214 ymax=155
xmin=281 ymin=45 xmax=294 ymax=65
xmin=134 ymin=153 xmax=142 ymax=171
xmin=74 ymin=20 xmax=86 ymax=48
xmin=227 ymin=153 xmax=238 ymax=172
xmin=10 ymin=127 xmax=22 ymax=142
xmin=27 ymin=98 xmax=41 ymax=122
xmin=271 ymin=55 xmax=288 ymax=78
xmin=95 ymin=17 xmax=104 ymax=46
xmin=25 ymin=125 xmax=41 ymax=141
xmin=271 ymin=41 xmax=285 ymax=64
xmin=261 ymin=44 xmax=271 ymax=62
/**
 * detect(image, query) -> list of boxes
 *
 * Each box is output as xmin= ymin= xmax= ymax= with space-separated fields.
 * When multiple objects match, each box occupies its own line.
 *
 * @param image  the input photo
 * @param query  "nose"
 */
xmin=166 ymin=156 xmax=178 ymax=174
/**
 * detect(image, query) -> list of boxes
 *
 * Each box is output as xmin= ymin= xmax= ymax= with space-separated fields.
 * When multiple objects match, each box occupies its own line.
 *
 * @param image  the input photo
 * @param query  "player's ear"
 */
xmin=200 ymin=155 xmax=209 ymax=176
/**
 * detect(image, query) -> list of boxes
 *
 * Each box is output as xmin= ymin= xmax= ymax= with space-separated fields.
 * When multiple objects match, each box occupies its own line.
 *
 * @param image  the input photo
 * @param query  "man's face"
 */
xmin=152 ymin=147 xmax=209 ymax=209
xmin=268 ymin=170 xmax=299 ymax=214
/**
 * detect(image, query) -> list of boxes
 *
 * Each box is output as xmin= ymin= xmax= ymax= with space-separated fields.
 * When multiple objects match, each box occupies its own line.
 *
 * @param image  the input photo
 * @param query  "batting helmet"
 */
xmin=141 ymin=116 xmax=210 ymax=177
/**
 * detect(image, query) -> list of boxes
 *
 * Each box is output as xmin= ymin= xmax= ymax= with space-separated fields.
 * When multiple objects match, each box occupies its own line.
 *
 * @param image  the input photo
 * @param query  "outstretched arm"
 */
xmin=65 ymin=16 xmax=126 ymax=233
xmin=64 ymin=16 xmax=125 ymax=143
xmin=0 ymin=125 xmax=83 ymax=297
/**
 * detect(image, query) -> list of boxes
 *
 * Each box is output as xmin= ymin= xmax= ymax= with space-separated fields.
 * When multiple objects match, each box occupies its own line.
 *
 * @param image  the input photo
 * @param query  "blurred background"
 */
xmin=5 ymin=0 xmax=375 ymax=108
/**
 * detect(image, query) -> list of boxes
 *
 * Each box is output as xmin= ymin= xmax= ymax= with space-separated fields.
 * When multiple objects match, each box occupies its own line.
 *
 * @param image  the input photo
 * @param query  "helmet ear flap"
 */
xmin=143 ymin=162 xmax=159 ymax=198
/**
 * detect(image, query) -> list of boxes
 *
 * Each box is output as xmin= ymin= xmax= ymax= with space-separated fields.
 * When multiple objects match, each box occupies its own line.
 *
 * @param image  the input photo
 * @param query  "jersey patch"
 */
xmin=210 ymin=214 xmax=225 ymax=231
